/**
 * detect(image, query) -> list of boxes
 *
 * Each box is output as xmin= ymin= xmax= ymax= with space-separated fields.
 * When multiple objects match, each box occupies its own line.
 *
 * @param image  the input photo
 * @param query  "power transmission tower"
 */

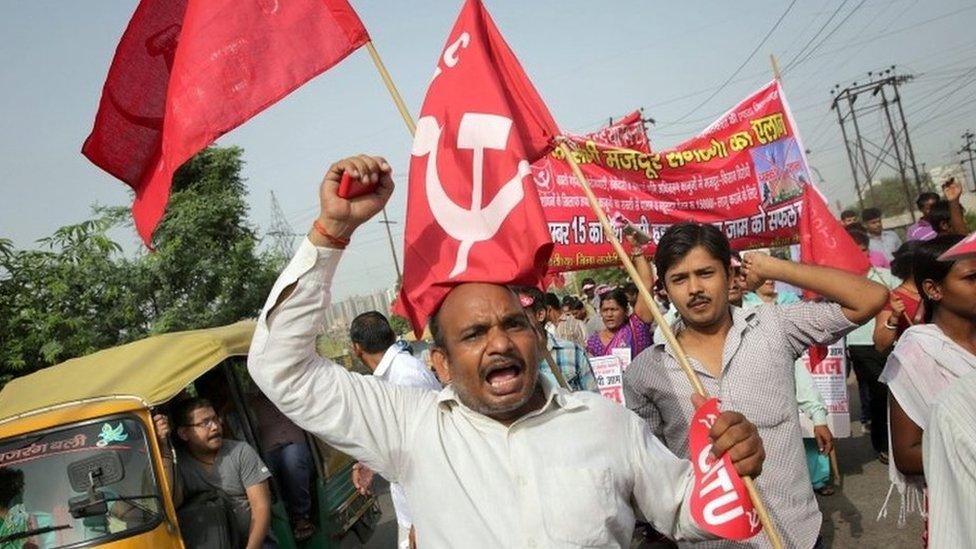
xmin=267 ymin=191 xmax=299 ymax=259
xmin=960 ymin=131 xmax=976 ymax=192
xmin=830 ymin=66 xmax=923 ymax=220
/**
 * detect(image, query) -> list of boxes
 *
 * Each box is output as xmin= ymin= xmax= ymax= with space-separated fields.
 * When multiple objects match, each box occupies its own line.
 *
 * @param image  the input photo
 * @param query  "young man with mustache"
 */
xmin=248 ymin=155 xmax=767 ymax=548
xmin=624 ymin=223 xmax=889 ymax=549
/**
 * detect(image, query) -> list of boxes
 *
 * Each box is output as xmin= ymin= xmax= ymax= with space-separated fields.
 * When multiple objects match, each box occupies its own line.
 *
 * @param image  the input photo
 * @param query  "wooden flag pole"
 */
xmin=770 ymin=54 xmax=782 ymax=82
xmin=555 ymin=139 xmax=705 ymax=397
xmin=556 ymin=138 xmax=784 ymax=549
xmin=363 ymin=40 xmax=569 ymax=390
xmin=540 ymin=339 xmax=570 ymax=389
xmin=365 ymin=41 xmax=416 ymax=135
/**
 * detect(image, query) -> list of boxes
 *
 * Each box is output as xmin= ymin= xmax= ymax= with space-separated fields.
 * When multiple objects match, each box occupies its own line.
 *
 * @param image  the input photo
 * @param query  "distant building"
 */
xmin=324 ymin=287 xmax=395 ymax=331
xmin=929 ymin=163 xmax=967 ymax=189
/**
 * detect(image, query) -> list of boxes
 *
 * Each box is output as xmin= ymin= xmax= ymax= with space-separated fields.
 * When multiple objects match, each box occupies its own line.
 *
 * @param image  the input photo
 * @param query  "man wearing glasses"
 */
xmin=155 ymin=397 xmax=274 ymax=549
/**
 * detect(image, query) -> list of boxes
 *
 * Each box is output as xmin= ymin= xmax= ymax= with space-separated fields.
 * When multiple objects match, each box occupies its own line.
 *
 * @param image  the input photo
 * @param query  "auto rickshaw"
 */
xmin=0 ymin=321 xmax=380 ymax=548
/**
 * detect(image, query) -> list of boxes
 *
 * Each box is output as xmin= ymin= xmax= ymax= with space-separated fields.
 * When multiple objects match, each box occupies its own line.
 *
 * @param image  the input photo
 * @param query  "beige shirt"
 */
xmin=248 ymin=238 xmax=709 ymax=548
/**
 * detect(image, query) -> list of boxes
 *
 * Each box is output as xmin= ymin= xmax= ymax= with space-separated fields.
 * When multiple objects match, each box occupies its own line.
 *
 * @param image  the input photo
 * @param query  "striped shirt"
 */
xmin=624 ymin=303 xmax=856 ymax=549
xmin=538 ymin=333 xmax=599 ymax=392
xmin=924 ymin=369 xmax=976 ymax=549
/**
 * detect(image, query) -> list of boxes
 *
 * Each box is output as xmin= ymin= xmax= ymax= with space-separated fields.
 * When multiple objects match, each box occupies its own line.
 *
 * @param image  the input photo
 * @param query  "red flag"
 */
xmin=393 ymin=0 xmax=559 ymax=336
xmin=799 ymin=184 xmax=870 ymax=275
xmin=799 ymin=183 xmax=868 ymax=366
xmin=688 ymin=397 xmax=762 ymax=540
xmin=83 ymin=0 xmax=369 ymax=246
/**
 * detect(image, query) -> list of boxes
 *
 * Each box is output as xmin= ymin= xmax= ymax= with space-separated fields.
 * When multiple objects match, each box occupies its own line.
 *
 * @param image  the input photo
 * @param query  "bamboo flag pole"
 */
xmin=556 ymin=138 xmax=784 ymax=549
xmin=365 ymin=42 xmax=416 ymax=135
xmin=363 ymin=40 xmax=570 ymax=390
xmin=770 ymin=53 xmax=782 ymax=82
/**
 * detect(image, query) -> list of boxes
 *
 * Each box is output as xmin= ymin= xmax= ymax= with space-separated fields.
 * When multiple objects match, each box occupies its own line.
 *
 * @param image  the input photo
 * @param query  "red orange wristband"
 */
xmin=312 ymin=219 xmax=350 ymax=249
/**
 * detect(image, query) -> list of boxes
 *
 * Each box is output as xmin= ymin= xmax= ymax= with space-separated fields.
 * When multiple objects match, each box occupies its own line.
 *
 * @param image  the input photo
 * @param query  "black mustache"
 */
xmin=687 ymin=296 xmax=710 ymax=307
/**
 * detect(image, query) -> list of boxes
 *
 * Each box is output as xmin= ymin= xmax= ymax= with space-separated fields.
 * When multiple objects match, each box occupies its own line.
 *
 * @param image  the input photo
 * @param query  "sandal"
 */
xmin=878 ymin=451 xmax=889 ymax=465
xmin=815 ymin=485 xmax=835 ymax=496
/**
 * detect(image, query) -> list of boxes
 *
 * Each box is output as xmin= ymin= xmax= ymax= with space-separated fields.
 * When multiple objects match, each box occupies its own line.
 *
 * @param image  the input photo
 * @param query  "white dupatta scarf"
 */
xmin=877 ymin=324 xmax=976 ymax=525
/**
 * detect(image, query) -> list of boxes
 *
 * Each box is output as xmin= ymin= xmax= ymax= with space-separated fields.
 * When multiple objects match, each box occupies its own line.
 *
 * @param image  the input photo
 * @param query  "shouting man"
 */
xmin=625 ymin=223 xmax=888 ymax=549
xmin=248 ymin=156 xmax=767 ymax=548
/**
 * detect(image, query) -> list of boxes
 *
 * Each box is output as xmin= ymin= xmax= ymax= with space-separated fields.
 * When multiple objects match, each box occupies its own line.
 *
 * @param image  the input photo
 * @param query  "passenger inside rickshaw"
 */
xmin=162 ymin=367 xmax=318 ymax=546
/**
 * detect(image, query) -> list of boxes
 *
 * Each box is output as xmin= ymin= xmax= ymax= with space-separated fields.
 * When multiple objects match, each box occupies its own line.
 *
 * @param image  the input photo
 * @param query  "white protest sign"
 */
xmin=799 ymin=341 xmax=851 ymax=438
xmin=591 ymin=355 xmax=625 ymax=405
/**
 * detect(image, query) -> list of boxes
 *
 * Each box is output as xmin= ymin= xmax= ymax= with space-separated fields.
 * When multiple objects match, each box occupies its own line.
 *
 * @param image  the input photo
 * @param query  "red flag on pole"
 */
xmin=799 ymin=183 xmax=870 ymax=275
xmin=393 ymin=0 xmax=559 ymax=336
xmin=688 ymin=397 xmax=762 ymax=540
xmin=82 ymin=0 xmax=369 ymax=247
xmin=799 ymin=183 xmax=869 ymax=366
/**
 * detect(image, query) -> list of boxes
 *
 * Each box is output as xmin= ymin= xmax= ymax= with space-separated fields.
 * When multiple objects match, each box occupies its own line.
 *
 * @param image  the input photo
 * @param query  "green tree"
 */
xmin=388 ymin=314 xmax=412 ymax=336
xmin=845 ymin=175 xmax=934 ymax=218
xmin=142 ymin=146 xmax=280 ymax=333
xmin=0 ymin=146 xmax=281 ymax=382
xmin=0 ymin=216 xmax=148 ymax=374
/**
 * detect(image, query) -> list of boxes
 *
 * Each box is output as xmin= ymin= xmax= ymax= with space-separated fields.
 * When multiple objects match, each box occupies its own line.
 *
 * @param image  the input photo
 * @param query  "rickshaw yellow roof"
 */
xmin=0 ymin=321 xmax=255 ymax=421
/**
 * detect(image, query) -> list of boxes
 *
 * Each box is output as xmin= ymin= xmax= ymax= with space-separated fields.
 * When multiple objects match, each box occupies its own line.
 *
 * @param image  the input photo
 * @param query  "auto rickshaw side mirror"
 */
xmin=67 ymin=453 xmax=125 ymax=519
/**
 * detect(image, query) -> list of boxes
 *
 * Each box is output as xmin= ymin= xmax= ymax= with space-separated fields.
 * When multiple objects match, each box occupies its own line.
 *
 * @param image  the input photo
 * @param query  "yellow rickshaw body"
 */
xmin=0 ymin=322 xmax=256 ymax=549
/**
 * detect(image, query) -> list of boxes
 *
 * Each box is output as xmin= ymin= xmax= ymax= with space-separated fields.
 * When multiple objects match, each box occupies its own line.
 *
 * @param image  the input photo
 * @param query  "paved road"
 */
xmin=339 ymin=377 xmax=925 ymax=548
xmin=817 ymin=378 xmax=923 ymax=548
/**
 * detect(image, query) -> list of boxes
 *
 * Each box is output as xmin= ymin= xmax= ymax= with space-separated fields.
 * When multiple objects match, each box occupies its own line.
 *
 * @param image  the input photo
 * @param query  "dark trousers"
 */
xmin=848 ymin=345 xmax=889 ymax=454
xmin=267 ymin=441 xmax=313 ymax=519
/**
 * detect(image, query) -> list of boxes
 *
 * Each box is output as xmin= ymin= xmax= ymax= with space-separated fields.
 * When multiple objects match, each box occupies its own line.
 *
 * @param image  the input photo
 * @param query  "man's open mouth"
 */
xmin=483 ymin=361 xmax=524 ymax=395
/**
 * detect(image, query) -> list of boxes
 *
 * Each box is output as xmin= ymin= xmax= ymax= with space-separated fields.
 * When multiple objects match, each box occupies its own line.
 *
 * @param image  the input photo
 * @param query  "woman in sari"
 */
xmin=874 ymin=240 xmax=925 ymax=352
xmin=879 ymin=234 xmax=976 ymax=533
xmin=585 ymin=288 xmax=653 ymax=360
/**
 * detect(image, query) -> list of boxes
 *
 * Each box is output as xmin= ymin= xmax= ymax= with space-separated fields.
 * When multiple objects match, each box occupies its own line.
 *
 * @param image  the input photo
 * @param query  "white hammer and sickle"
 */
xmin=413 ymin=113 xmax=530 ymax=278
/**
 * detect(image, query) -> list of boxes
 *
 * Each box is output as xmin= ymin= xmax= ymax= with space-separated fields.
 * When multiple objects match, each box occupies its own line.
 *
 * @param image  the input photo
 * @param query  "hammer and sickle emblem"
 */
xmin=413 ymin=113 xmax=530 ymax=278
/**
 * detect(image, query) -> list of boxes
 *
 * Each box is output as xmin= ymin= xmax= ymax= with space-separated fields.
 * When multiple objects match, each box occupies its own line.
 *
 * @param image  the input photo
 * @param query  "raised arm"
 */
xmin=624 ymin=233 xmax=658 ymax=326
xmin=742 ymin=253 xmax=888 ymax=324
xmin=944 ymin=178 xmax=968 ymax=236
xmin=247 ymin=156 xmax=432 ymax=479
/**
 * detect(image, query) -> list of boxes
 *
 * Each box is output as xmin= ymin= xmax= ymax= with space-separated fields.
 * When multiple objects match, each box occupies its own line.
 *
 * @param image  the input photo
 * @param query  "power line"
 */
xmin=789 ymin=5 xmax=976 ymax=68
xmin=662 ymin=0 xmax=798 ymax=126
xmin=781 ymin=0 xmax=850 ymax=72
xmin=783 ymin=0 xmax=868 ymax=73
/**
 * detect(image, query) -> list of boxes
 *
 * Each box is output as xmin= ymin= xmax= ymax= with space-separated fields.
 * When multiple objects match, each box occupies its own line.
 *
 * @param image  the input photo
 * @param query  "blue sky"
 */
xmin=2 ymin=0 xmax=974 ymax=299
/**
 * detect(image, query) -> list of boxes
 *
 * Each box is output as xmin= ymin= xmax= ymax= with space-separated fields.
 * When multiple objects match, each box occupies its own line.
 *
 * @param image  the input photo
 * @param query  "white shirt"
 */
xmin=879 ymin=324 xmax=976 ymax=525
xmin=373 ymin=343 xmax=442 ymax=528
xmin=248 ymin=238 xmax=709 ymax=548
xmin=868 ymin=230 xmax=901 ymax=261
xmin=924 ymin=369 xmax=976 ymax=548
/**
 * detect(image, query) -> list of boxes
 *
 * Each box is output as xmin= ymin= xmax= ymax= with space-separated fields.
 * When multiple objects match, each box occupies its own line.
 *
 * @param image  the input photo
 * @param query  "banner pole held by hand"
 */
xmin=555 ymin=139 xmax=704 ymax=396
xmin=556 ymin=138 xmax=784 ymax=549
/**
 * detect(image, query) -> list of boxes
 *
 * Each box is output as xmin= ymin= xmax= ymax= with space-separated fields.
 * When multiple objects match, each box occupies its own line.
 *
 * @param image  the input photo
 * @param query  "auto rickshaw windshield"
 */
xmin=0 ymin=416 xmax=162 ymax=548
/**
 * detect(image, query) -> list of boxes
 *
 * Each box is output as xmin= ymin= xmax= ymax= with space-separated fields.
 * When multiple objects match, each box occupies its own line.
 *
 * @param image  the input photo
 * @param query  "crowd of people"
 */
xmin=139 ymin=155 xmax=976 ymax=548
